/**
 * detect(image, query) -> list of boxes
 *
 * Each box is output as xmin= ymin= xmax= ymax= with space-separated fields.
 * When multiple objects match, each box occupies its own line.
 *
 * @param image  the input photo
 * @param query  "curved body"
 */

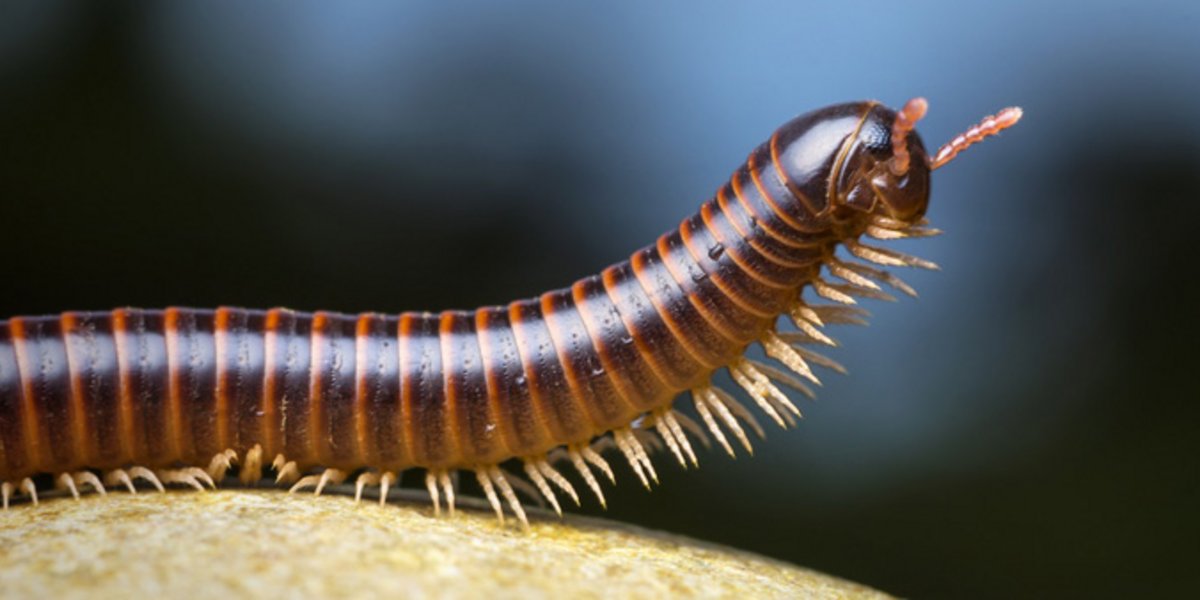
xmin=0 ymin=97 xmax=1016 ymax=522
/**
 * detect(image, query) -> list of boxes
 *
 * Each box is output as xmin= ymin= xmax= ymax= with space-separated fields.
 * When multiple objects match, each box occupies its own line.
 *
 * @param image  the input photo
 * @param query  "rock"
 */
xmin=0 ymin=489 xmax=890 ymax=599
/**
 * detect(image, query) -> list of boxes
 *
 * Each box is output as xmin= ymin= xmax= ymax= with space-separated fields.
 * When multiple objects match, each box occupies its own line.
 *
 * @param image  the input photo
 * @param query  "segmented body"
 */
xmin=0 ymin=99 xmax=1020 ymax=523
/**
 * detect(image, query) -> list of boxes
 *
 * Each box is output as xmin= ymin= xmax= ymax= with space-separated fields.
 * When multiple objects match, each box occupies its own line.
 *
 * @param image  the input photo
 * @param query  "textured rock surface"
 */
xmin=0 ymin=489 xmax=891 ymax=599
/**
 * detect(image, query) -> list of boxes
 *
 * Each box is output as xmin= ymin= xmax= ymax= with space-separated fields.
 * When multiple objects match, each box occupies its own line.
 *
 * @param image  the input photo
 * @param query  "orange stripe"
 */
xmin=538 ymin=292 xmax=622 ymax=429
xmin=746 ymin=150 xmax=812 ymax=231
xmin=436 ymin=311 xmax=463 ymax=465
xmin=8 ymin=319 xmax=43 ymax=473
xmin=725 ymin=178 xmax=808 ymax=249
xmin=685 ymin=207 xmax=774 ymax=318
xmin=309 ymin=312 xmax=328 ymax=463
xmin=629 ymin=248 xmax=722 ymax=370
xmin=506 ymin=302 xmax=560 ymax=444
xmin=766 ymin=130 xmax=826 ymax=219
xmin=598 ymin=265 xmax=685 ymax=392
xmin=696 ymin=203 xmax=784 ymax=318
xmin=655 ymin=232 xmax=743 ymax=344
xmin=261 ymin=309 xmax=283 ymax=459
xmin=213 ymin=307 xmax=233 ymax=455
xmin=111 ymin=309 xmax=137 ymax=464
xmin=59 ymin=313 xmax=92 ymax=467
xmin=473 ymin=309 xmax=517 ymax=459
xmin=398 ymin=313 xmax=418 ymax=464
xmin=564 ymin=282 xmax=644 ymax=414
xmin=162 ymin=308 xmax=185 ymax=462
xmin=353 ymin=313 xmax=375 ymax=466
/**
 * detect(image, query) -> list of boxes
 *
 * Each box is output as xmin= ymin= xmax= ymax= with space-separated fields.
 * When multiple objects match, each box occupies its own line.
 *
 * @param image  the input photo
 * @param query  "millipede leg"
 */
xmin=613 ymin=428 xmax=657 ymax=488
xmin=711 ymin=387 xmax=766 ymax=440
xmin=580 ymin=444 xmax=615 ymax=484
xmin=761 ymin=331 xmax=820 ymax=386
xmin=692 ymin=390 xmax=735 ymax=458
xmin=488 ymin=466 xmax=528 ymax=530
xmin=739 ymin=359 xmax=804 ymax=423
xmin=56 ymin=473 xmax=80 ymax=500
xmin=378 ymin=471 xmax=396 ymax=507
xmin=424 ymin=471 xmax=441 ymax=516
xmin=103 ymin=469 xmax=137 ymax=494
xmin=534 ymin=459 xmax=578 ymax=507
xmin=354 ymin=471 xmax=380 ymax=504
xmin=652 ymin=414 xmax=688 ymax=469
xmin=475 ymin=468 xmax=505 ymax=524
xmin=240 ymin=444 xmax=264 ymax=485
xmin=289 ymin=468 xmax=347 ymax=495
xmin=156 ymin=467 xmax=215 ymax=491
xmin=788 ymin=310 xmax=839 ymax=346
xmin=845 ymin=240 xmax=939 ymax=270
xmin=504 ymin=472 xmax=547 ymax=509
xmin=632 ymin=428 xmax=665 ymax=454
xmin=567 ymin=446 xmax=606 ymax=508
xmin=438 ymin=471 xmax=456 ymax=516
xmin=128 ymin=466 xmax=165 ymax=492
xmin=671 ymin=410 xmax=711 ymax=450
xmin=730 ymin=360 xmax=799 ymax=428
xmin=523 ymin=461 xmax=561 ymax=516
xmin=661 ymin=410 xmax=698 ymax=468
xmin=206 ymin=449 xmax=238 ymax=484
xmin=746 ymin=359 xmax=816 ymax=400
xmin=73 ymin=471 xmax=106 ymax=496
xmin=696 ymin=387 xmax=755 ymax=455
xmin=20 ymin=478 xmax=37 ymax=506
xmin=274 ymin=459 xmax=301 ymax=485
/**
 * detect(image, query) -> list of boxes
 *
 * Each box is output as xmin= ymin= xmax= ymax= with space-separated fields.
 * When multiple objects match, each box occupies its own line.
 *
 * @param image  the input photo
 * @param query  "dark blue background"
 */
xmin=2 ymin=2 xmax=1197 ymax=597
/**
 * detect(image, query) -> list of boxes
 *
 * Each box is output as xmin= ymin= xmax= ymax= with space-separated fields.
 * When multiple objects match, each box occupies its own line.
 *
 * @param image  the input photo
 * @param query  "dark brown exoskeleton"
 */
xmin=0 ymin=99 xmax=1020 ymax=525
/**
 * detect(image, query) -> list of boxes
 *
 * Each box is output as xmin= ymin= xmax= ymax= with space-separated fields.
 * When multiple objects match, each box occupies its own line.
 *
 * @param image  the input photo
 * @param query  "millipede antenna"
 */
xmin=931 ymin=106 xmax=1023 ymax=169
xmin=889 ymin=97 xmax=928 ymax=176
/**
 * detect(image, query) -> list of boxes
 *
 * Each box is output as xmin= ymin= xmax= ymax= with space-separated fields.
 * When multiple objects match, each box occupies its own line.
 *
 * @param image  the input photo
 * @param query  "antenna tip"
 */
xmin=997 ymin=106 xmax=1023 ymax=126
xmin=902 ymin=97 xmax=929 ymax=121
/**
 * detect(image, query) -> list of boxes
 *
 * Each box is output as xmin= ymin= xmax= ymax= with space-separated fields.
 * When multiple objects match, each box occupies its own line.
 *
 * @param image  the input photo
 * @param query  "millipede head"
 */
xmin=829 ymin=99 xmax=934 ymax=223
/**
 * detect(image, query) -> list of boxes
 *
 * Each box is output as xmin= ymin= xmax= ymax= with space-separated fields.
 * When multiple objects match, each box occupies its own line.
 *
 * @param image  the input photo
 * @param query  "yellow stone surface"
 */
xmin=0 ymin=489 xmax=891 ymax=599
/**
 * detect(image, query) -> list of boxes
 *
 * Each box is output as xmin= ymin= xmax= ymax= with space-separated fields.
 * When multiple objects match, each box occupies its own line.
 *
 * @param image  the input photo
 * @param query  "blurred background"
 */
xmin=1 ymin=1 xmax=1196 ymax=597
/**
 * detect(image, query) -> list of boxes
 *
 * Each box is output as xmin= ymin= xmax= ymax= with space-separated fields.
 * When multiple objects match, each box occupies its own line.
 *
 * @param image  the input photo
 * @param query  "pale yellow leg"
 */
xmin=354 ymin=471 xmax=380 ymax=504
xmin=567 ymin=446 xmax=606 ymax=508
xmin=488 ymin=466 xmax=528 ymax=530
xmin=475 ymin=468 xmax=505 ymax=524
xmin=103 ymin=469 xmax=137 ymax=494
xmin=378 ymin=471 xmax=396 ymax=507
xmin=288 ymin=468 xmax=347 ymax=495
xmin=438 ymin=471 xmax=456 ymax=516
xmin=56 ymin=473 xmax=80 ymax=500
xmin=523 ymin=460 xmax=562 ymax=517
xmin=73 ymin=471 xmax=106 ymax=496
xmin=20 ymin=478 xmax=37 ymax=506
xmin=206 ymin=449 xmax=238 ymax=483
xmin=129 ymin=466 xmax=165 ymax=492
xmin=155 ymin=467 xmax=215 ymax=491
xmin=240 ymin=444 xmax=264 ymax=485
xmin=424 ymin=471 xmax=441 ymax=516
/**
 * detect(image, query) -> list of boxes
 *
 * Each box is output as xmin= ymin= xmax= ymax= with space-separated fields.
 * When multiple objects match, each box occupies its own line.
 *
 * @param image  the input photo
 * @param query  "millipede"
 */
xmin=0 ymin=98 xmax=1021 ymax=527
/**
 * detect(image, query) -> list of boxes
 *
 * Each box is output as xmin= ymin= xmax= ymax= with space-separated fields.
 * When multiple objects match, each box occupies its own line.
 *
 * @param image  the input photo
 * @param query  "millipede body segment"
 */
xmin=0 ymin=99 xmax=1021 ymax=525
